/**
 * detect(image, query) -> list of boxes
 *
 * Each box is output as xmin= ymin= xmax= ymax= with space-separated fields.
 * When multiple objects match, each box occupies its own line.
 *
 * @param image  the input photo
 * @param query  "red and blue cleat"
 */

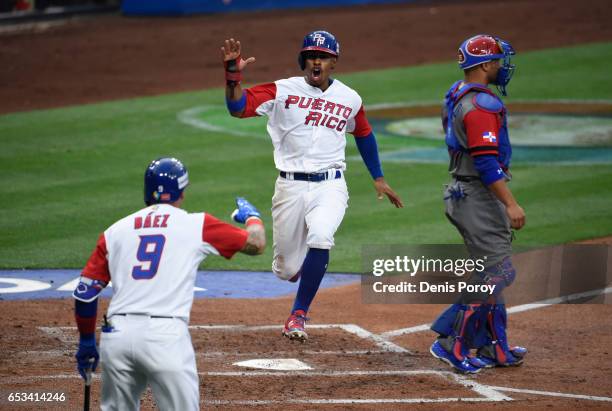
xmin=430 ymin=340 xmax=482 ymax=374
xmin=282 ymin=310 xmax=308 ymax=342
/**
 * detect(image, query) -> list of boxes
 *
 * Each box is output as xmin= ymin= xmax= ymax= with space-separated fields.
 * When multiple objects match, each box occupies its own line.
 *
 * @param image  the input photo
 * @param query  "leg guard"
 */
xmin=477 ymin=304 xmax=527 ymax=367
xmin=430 ymin=304 xmax=462 ymax=337
xmin=430 ymin=304 xmax=490 ymax=373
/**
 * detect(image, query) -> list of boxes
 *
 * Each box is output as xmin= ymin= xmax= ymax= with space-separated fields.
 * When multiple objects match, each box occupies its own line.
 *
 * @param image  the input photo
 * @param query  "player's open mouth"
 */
xmin=312 ymin=68 xmax=322 ymax=80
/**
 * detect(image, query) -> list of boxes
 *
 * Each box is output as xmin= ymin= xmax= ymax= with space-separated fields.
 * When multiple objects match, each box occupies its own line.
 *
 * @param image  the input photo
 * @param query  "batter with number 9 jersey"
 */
xmin=72 ymin=157 xmax=266 ymax=410
xmin=222 ymin=31 xmax=403 ymax=341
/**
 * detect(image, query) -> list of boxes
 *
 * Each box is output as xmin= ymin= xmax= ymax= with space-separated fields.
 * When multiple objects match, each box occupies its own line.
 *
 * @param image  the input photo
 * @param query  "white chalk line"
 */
xmin=32 ymin=308 xmax=612 ymax=404
xmin=199 ymin=349 xmax=385 ymax=357
xmin=203 ymin=369 xmax=508 ymax=401
xmin=204 ymin=369 xmax=445 ymax=377
xmin=380 ymin=285 xmax=612 ymax=339
xmin=5 ymin=371 xmax=612 ymax=403
xmin=487 ymin=386 xmax=612 ymax=402
xmin=338 ymin=323 xmax=409 ymax=353
xmin=5 ymin=363 xmax=611 ymax=403
xmin=40 ymin=323 xmax=409 ymax=354
xmin=203 ymin=398 xmax=496 ymax=405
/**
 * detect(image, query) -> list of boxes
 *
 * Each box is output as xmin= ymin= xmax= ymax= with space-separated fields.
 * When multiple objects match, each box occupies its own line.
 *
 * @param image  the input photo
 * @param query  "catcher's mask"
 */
xmin=144 ymin=157 xmax=189 ymax=206
xmin=298 ymin=30 xmax=340 ymax=70
xmin=457 ymin=34 xmax=516 ymax=96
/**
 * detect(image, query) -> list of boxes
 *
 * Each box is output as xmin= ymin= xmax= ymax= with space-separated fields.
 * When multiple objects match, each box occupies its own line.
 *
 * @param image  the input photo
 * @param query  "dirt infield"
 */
xmin=2 ymin=0 xmax=612 ymax=409
xmin=1 ymin=286 xmax=612 ymax=409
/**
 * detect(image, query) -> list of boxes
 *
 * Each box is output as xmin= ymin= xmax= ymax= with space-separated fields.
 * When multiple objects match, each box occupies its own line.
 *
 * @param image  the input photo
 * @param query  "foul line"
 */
xmin=199 ymin=349 xmax=385 ymax=357
xmin=380 ymin=285 xmax=612 ymax=339
xmin=204 ymin=398 xmax=496 ymax=405
xmin=487 ymin=385 xmax=612 ymax=402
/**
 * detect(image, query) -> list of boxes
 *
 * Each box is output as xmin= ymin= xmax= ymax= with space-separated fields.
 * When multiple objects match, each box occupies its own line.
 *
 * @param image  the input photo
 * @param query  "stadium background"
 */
xmin=1 ymin=0 xmax=612 ymax=408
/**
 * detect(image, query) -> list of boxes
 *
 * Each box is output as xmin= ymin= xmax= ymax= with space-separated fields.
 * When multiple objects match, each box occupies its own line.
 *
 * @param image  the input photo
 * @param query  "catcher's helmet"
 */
xmin=298 ymin=30 xmax=340 ymax=70
xmin=144 ymin=157 xmax=189 ymax=206
xmin=457 ymin=34 xmax=516 ymax=96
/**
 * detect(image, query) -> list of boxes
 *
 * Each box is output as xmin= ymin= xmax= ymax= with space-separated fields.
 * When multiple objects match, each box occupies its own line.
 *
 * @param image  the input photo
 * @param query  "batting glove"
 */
xmin=75 ymin=334 xmax=99 ymax=381
xmin=231 ymin=197 xmax=261 ymax=224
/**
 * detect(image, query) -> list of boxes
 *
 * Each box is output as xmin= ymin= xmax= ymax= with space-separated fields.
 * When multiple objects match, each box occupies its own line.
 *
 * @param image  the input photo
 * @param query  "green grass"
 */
xmin=1 ymin=42 xmax=612 ymax=271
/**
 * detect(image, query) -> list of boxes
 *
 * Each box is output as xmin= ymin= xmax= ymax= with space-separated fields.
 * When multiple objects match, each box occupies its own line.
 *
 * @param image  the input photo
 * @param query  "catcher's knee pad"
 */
xmin=479 ymin=256 xmax=516 ymax=298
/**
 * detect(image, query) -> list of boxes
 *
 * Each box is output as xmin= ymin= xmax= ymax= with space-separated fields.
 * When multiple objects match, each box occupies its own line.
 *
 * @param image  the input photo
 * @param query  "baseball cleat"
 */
xmin=476 ymin=345 xmax=527 ymax=367
xmin=509 ymin=345 xmax=528 ymax=358
xmin=430 ymin=340 xmax=481 ymax=374
xmin=282 ymin=310 xmax=308 ymax=342
xmin=466 ymin=353 xmax=492 ymax=369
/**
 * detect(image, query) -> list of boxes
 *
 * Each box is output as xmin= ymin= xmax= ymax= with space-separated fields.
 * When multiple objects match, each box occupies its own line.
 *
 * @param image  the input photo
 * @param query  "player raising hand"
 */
xmin=222 ymin=31 xmax=403 ymax=342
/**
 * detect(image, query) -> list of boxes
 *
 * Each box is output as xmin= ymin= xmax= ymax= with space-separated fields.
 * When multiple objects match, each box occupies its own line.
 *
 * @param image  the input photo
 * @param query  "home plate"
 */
xmin=233 ymin=358 xmax=312 ymax=371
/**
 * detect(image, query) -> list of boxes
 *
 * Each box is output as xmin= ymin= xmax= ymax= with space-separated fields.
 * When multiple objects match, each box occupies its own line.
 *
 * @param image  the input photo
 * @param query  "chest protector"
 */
xmin=444 ymin=81 xmax=512 ymax=170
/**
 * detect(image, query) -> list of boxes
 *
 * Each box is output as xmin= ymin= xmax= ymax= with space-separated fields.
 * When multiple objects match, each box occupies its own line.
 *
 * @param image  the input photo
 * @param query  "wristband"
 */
xmin=226 ymin=92 xmax=247 ymax=113
xmin=224 ymin=56 xmax=242 ymax=86
xmin=246 ymin=216 xmax=263 ymax=227
xmin=225 ymin=70 xmax=242 ymax=85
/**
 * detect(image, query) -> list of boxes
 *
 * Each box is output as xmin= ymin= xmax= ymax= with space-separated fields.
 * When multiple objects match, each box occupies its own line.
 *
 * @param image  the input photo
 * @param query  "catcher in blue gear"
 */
xmin=429 ymin=34 xmax=527 ymax=374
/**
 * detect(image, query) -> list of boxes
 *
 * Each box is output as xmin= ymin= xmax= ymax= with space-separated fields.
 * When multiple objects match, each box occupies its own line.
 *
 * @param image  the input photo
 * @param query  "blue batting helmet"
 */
xmin=144 ymin=157 xmax=189 ymax=205
xmin=298 ymin=30 xmax=340 ymax=70
xmin=457 ymin=34 xmax=516 ymax=96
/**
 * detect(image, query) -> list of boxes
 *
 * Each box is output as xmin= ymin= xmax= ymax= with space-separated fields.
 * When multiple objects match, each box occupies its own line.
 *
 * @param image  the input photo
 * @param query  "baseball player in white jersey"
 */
xmin=73 ymin=157 xmax=266 ymax=410
xmin=222 ymin=31 xmax=403 ymax=341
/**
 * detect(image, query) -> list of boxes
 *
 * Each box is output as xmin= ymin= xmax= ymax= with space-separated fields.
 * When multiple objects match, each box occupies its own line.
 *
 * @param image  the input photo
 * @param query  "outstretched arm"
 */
xmin=222 ymin=38 xmax=255 ymax=117
xmin=241 ymin=219 xmax=266 ymax=255
xmin=231 ymin=197 xmax=266 ymax=255
xmin=355 ymin=132 xmax=404 ymax=208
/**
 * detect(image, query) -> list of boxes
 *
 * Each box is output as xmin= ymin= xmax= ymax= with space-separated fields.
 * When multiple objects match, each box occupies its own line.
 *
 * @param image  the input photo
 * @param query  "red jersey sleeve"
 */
xmin=82 ymin=233 xmax=111 ymax=282
xmin=241 ymin=83 xmax=277 ymax=118
xmin=350 ymin=105 xmax=373 ymax=137
xmin=464 ymin=109 xmax=501 ymax=157
xmin=202 ymin=214 xmax=248 ymax=259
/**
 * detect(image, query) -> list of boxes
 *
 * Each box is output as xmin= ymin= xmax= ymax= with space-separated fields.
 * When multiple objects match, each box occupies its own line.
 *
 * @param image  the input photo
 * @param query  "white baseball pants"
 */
xmin=271 ymin=173 xmax=349 ymax=280
xmin=99 ymin=314 xmax=199 ymax=411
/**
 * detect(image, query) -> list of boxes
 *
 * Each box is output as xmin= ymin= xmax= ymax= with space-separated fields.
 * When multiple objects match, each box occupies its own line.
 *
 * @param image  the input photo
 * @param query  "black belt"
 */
xmin=453 ymin=175 xmax=479 ymax=182
xmin=113 ymin=313 xmax=173 ymax=319
xmin=280 ymin=170 xmax=341 ymax=182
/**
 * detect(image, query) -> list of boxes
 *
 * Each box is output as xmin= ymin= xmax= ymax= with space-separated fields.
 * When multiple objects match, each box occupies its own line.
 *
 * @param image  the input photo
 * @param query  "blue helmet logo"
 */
xmin=144 ymin=157 xmax=189 ymax=205
xmin=298 ymin=30 xmax=340 ymax=70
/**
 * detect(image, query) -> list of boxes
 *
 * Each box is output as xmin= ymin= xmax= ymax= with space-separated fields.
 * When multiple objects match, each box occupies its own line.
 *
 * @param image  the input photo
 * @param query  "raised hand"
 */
xmin=221 ymin=38 xmax=256 ymax=71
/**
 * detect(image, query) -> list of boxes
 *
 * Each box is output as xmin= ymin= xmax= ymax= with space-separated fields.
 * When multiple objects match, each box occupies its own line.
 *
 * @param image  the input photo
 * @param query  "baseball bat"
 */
xmin=83 ymin=360 xmax=93 ymax=411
